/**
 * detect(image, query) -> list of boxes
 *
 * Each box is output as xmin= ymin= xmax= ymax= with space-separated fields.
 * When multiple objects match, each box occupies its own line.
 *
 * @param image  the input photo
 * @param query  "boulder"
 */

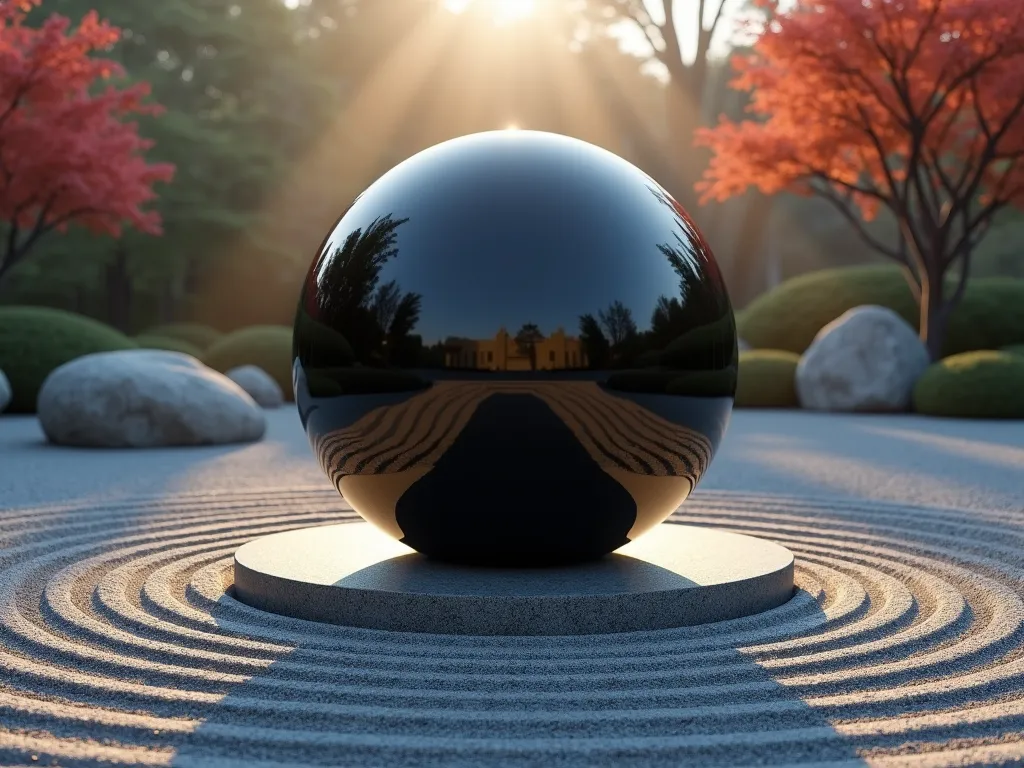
xmin=37 ymin=350 xmax=266 ymax=447
xmin=0 ymin=368 xmax=10 ymax=413
xmin=738 ymin=338 xmax=751 ymax=352
xmin=796 ymin=305 xmax=930 ymax=412
xmin=227 ymin=364 xmax=284 ymax=408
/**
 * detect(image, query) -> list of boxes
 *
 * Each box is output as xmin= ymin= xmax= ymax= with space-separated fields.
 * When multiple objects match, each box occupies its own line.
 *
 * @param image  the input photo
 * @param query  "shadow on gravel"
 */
xmin=169 ymin=577 xmax=869 ymax=767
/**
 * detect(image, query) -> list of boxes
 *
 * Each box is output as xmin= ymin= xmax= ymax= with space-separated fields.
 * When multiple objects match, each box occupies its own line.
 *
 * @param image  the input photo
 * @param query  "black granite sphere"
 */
xmin=294 ymin=130 xmax=736 ymax=566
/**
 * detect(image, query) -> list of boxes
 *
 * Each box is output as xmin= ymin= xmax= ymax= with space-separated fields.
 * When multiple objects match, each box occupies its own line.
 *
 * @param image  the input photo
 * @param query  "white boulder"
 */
xmin=0 ymin=368 xmax=10 ymax=413
xmin=796 ymin=305 xmax=930 ymax=412
xmin=226 ymin=365 xmax=284 ymax=409
xmin=37 ymin=350 xmax=266 ymax=447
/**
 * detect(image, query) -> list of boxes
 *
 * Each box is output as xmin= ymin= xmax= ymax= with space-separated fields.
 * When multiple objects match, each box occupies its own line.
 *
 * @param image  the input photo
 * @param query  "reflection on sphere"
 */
xmin=293 ymin=130 xmax=736 ymax=566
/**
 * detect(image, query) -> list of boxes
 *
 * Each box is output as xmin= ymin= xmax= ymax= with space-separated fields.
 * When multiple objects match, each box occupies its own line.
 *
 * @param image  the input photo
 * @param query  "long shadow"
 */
xmin=165 ymin=537 xmax=869 ymax=767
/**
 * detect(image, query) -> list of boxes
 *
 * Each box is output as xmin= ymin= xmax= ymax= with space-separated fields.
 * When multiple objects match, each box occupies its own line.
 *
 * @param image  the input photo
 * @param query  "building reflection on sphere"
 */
xmin=293 ymin=130 xmax=737 ymax=566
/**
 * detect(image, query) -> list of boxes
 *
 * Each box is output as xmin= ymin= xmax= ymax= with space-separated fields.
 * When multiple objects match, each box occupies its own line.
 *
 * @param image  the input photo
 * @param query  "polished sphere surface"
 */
xmin=294 ymin=130 xmax=736 ymax=566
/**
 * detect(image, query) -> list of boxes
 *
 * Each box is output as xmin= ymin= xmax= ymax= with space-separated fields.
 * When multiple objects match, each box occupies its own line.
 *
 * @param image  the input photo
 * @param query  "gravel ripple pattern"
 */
xmin=1 ymin=487 xmax=1023 ymax=766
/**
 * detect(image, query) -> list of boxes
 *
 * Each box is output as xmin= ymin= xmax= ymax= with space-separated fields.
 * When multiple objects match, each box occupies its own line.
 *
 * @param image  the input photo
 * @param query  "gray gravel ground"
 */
xmin=1 ymin=408 xmax=1024 ymax=766
xmin=3 ymin=408 xmax=1023 ymax=512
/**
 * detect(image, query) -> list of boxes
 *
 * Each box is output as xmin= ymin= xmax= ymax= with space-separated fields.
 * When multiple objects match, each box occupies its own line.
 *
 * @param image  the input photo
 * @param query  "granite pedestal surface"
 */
xmin=233 ymin=521 xmax=795 ymax=635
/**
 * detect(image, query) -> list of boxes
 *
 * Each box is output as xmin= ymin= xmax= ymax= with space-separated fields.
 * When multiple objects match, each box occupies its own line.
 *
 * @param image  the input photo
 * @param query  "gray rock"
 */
xmin=126 ymin=349 xmax=206 ymax=368
xmin=0 ymin=368 xmax=10 ymax=413
xmin=37 ymin=350 xmax=266 ymax=447
xmin=796 ymin=305 xmax=930 ymax=412
xmin=226 ymin=365 xmax=284 ymax=409
xmin=738 ymin=338 xmax=752 ymax=352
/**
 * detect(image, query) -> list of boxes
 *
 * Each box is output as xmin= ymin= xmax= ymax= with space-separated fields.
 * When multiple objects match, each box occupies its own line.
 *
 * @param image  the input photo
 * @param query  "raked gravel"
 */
xmin=1 ymin=408 xmax=1024 ymax=766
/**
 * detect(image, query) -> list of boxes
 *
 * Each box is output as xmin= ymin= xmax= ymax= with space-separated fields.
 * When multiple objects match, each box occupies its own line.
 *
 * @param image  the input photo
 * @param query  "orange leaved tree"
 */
xmin=0 ymin=1 xmax=174 ymax=284
xmin=696 ymin=0 xmax=1024 ymax=359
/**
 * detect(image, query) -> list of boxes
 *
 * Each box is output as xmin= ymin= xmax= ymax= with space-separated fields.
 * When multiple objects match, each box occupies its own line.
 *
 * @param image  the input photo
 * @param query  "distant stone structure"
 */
xmin=442 ymin=327 xmax=587 ymax=370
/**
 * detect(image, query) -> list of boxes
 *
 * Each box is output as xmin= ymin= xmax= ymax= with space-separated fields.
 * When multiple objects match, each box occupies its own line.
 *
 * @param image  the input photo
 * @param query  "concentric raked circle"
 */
xmin=1 ymin=488 xmax=1023 ymax=765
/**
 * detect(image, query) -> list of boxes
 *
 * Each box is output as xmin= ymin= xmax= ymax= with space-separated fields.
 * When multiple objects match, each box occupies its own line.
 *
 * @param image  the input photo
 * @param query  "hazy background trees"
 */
xmin=2 ymin=0 xmax=1022 ymax=334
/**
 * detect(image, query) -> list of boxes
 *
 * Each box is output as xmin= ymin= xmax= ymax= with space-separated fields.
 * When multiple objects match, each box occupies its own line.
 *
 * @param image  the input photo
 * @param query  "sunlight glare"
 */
xmin=444 ymin=0 xmax=536 ymax=25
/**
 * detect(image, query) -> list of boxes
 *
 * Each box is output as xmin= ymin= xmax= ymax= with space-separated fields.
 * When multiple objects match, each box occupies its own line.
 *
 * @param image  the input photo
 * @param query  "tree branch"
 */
xmin=944 ymin=243 xmax=972 ymax=319
xmin=807 ymin=167 xmax=889 ymax=204
xmin=811 ymin=179 xmax=904 ymax=262
xmin=852 ymin=104 xmax=906 ymax=207
xmin=941 ymin=90 xmax=1024 ymax=240
xmin=660 ymin=0 xmax=685 ymax=79
xmin=705 ymin=0 xmax=728 ymax=42
xmin=945 ymin=195 xmax=1011 ymax=267
xmin=2 ymin=223 xmax=19 ymax=277
xmin=616 ymin=0 xmax=666 ymax=60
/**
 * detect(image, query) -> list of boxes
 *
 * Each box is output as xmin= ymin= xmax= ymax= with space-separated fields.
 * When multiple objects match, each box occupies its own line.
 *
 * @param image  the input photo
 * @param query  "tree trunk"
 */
xmin=0 ymin=249 xmax=18 ymax=287
xmin=729 ymin=194 xmax=775 ymax=306
xmin=105 ymin=246 xmax=133 ymax=334
xmin=919 ymin=271 xmax=947 ymax=362
xmin=664 ymin=85 xmax=702 ymax=213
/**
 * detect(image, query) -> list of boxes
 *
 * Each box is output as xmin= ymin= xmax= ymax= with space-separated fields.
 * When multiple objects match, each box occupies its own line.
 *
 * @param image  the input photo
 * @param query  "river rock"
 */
xmin=796 ymin=305 xmax=930 ymax=412
xmin=226 ymin=365 xmax=284 ymax=409
xmin=0 ymin=368 xmax=10 ymax=413
xmin=37 ymin=350 xmax=266 ymax=447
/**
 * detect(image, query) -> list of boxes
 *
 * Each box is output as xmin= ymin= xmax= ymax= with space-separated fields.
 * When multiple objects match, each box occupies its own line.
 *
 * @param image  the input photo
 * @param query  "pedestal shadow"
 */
xmin=166 ymin=567 xmax=868 ymax=766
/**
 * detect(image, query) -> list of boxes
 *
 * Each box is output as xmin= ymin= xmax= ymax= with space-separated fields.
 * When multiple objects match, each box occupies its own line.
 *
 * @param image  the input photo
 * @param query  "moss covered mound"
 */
xmin=133 ymin=334 xmax=203 ymax=358
xmin=202 ymin=325 xmax=295 ymax=400
xmin=912 ymin=351 xmax=1024 ymax=419
xmin=140 ymin=323 xmax=223 ymax=351
xmin=0 ymin=306 xmax=137 ymax=413
xmin=734 ymin=350 xmax=800 ymax=408
xmin=738 ymin=265 xmax=1024 ymax=356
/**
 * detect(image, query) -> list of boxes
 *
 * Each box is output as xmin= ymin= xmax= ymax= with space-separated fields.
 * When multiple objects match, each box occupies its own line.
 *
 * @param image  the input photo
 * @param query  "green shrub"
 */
xmin=738 ymin=265 xmax=1024 ymax=356
xmin=0 ymin=306 xmax=137 ymax=413
xmin=912 ymin=351 xmax=1024 ymax=419
xmin=140 ymin=322 xmax=223 ymax=351
xmin=734 ymin=350 xmax=800 ymax=408
xmin=202 ymin=325 xmax=295 ymax=400
xmin=133 ymin=334 xmax=203 ymax=358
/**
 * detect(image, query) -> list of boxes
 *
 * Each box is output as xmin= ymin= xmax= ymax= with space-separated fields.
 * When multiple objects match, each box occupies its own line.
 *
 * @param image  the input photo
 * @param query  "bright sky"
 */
xmin=282 ymin=0 xmax=783 ymax=69
xmin=443 ymin=0 xmax=537 ymax=25
xmin=442 ymin=0 xmax=769 ymax=69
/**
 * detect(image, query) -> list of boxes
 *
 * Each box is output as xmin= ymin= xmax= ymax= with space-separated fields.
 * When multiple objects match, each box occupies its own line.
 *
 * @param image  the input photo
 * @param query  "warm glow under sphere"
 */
xmin=294 ymin=130 xmax=736 ymax=566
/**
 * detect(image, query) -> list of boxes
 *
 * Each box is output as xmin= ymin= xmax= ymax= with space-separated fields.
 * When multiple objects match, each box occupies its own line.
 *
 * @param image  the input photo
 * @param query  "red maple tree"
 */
xmin=0 ymin=0 xmax=174 ymax=283
xmin=696 ymin=0 xmax=1024 ymax=359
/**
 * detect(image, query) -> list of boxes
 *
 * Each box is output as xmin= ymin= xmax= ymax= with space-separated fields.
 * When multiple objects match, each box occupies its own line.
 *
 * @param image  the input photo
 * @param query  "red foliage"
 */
xmin=0 ymin=0 xmax=175 ymax=276
xmin=695 ymin=0 xmax=1024 ymax=357
xmin=698 ymin=0 xmax=1024 ymax=215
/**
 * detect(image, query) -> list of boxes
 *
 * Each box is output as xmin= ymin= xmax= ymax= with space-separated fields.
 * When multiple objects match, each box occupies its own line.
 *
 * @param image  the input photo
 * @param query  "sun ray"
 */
xmin=194 ymin=9 xmax=458 ymax=324
xmin=444 ymin=0 xmax=536 ymax=26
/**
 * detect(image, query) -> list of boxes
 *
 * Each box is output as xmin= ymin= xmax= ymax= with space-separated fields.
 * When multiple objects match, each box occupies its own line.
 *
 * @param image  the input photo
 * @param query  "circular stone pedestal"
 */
xmin=233 ymin=523 xmax=795 ymax=635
